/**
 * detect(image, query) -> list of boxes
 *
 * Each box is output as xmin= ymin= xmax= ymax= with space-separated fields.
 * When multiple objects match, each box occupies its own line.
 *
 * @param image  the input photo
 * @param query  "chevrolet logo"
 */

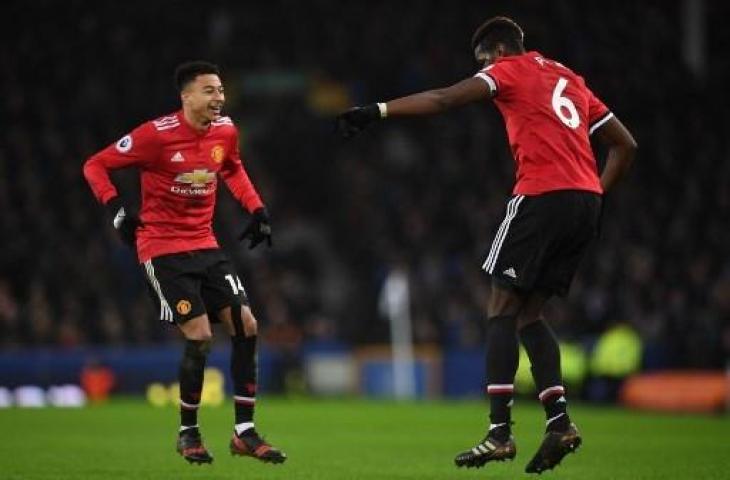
xmin=174 ymin=169 xmax=216 ymax=187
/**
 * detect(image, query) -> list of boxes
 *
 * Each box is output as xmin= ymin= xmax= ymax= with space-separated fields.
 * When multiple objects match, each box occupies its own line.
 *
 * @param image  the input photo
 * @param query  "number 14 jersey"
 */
xmin=475 ymin=51 xmax=613 ymax=195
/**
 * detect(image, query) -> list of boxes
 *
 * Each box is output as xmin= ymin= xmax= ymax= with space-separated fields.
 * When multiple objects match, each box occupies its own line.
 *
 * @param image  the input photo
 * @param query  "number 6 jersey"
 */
xmin=474 ymin=51 xmax=612 ymax=196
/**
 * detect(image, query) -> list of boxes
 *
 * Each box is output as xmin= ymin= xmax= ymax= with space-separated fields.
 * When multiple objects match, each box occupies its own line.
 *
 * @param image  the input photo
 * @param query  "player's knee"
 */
xmin=242 ymin=308 xmax=257 ymax=336
xmin=489 ymin=289 xmax=516 ymax=315
xmin=191 ymin=330 xmax=213 ymax=342
xmin=488 ymin=302 xmax=521 ymax=318
xmin=517 ymin=314 xmax=539 ymax=330
xmin=179 ymin=314 xmax=213 ymax=341
xmin=488 ymin=282 xmax=526 ymax=318
xmin=184 ymin=324 xmax=213 ymax=341
xmin=228 ymin=305 xmax=257 ymax=337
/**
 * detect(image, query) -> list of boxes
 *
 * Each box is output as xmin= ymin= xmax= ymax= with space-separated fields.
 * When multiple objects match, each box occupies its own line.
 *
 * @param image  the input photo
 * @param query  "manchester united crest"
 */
xmin=176 ymin=299 xmax=192 ymax=315
xmin=211 ymin=145 xmax=225 ymax=163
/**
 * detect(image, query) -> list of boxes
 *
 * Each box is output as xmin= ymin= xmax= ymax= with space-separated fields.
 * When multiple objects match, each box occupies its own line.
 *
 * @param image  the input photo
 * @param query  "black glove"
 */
xmin=104 ymin=196 xmax=141 ymax=248
xmin=240 ymin=207 xmax=272 ymax=250
xmin=335 ymin=104 xmax=382 ymax=139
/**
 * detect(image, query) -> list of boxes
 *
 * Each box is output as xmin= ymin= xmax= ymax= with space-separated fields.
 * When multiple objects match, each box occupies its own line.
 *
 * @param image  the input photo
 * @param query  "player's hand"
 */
xmin=240 ymin=207 xmax=272 ymax=250
xmin=104 ymin=196 xmax=141 ymax=248
xmin=335 ymin=104 xmax=382 ymax=139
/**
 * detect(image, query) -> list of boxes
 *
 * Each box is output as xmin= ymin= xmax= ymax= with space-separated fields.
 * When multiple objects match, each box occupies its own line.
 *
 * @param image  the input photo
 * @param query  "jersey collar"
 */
xmin=178 ymin=110 xmax=211 ymax=137
xmin=494 ymin=50 xmax=541 ymax=65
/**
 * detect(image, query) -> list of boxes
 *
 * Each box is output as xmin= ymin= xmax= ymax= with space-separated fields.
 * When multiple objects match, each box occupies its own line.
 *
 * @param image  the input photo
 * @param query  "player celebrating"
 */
xmin=336 ymin=17 xmax=636 ymax=474
xmin=83 ymin=61 xmax=286 ymax=466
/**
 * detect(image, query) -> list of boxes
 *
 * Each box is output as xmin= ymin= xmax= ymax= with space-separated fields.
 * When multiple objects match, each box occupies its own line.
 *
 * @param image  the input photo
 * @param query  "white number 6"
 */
xmin=552 ymin=77 xmax=580 ymax=129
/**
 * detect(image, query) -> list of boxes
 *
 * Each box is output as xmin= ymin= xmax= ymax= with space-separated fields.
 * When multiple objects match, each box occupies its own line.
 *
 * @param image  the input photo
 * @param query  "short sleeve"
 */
xmin=586 ymin=89 xmax=613 ymax=135
xmin=473 ymin=62 xmax=513 ymax=97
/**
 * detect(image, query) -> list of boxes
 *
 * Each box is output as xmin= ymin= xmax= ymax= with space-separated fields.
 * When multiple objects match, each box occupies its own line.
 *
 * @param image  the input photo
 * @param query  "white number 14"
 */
xmin=225 ymin=274 xmax=245 ymax=296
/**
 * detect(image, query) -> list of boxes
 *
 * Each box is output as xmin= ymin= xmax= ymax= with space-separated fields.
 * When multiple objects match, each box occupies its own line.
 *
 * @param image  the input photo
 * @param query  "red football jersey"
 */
xmin=83 ymin=110 xmax=264 ymax=263
xmin=475 ymin=51 xmax=612 ymax=195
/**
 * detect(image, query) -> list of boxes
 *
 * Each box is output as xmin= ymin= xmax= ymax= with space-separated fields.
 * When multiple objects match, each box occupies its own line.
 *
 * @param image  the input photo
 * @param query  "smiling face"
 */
xmin=180 ymin=74 xmax=225 ymax=127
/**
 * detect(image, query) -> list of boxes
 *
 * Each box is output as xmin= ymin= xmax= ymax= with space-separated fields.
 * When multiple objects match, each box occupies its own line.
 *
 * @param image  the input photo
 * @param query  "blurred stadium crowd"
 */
xmin=0 ymin=0 xmax=727 ymax=369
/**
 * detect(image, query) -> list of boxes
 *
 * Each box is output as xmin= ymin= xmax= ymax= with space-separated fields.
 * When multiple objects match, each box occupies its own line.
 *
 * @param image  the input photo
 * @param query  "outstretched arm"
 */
xmin=384 ymin=77 xmax=492 ymax=116
xmin=594 ymin=116 xmax=637 ymax=193
xmin=336 ymin=77 xmax=492 ymax=138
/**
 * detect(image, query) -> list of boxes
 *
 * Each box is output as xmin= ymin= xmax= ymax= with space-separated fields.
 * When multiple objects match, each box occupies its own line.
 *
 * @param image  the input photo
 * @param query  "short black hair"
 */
xmin=174 ymin=61 xmax=220 ymax=92
xmin=471 ymin=16 xmax=525 ymax=52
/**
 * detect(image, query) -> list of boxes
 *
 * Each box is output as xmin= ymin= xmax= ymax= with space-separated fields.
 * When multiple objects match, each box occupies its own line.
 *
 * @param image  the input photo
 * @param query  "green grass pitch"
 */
xmin=1 ymin=397 xmax=728 ymax=479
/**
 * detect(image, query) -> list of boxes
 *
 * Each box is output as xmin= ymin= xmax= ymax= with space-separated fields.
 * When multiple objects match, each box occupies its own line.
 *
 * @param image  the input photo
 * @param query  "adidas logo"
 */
xmin=503 ymin=267 xmax=517 ymax=279
xmin=170 ymin=151 xmax=185 ymax=162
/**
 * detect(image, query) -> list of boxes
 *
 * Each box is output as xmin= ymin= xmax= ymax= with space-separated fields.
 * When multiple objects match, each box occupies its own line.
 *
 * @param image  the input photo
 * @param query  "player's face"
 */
xmin=182 ymin=74 xmax=225 ymax=123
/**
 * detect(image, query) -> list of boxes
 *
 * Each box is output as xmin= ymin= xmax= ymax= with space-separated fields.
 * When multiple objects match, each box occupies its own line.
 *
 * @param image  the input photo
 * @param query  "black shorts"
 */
xmin=141 ymin=248 xmax=249 ymax=324
xmin=482 ymin=190 xmax=601 ymax=297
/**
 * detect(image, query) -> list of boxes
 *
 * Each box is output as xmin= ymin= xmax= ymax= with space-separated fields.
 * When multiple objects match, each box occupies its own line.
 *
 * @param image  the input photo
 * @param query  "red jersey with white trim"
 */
xmin=474 ymin=51 xmax=612 ymax=195
xmin=83 ymin=111 xmax=264 ymax=263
